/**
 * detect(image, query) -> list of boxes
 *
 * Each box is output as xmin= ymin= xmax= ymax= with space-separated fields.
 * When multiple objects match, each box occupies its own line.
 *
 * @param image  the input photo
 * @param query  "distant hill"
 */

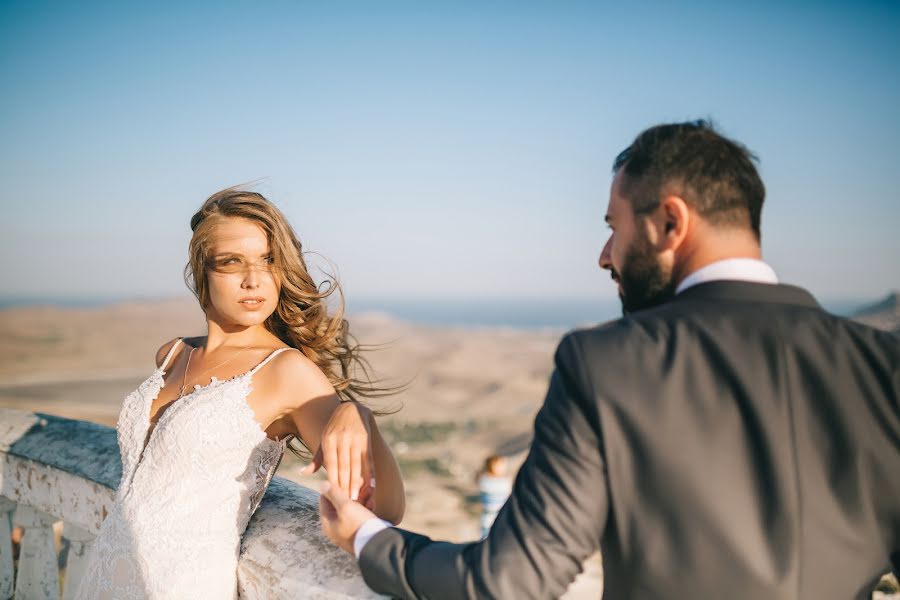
xmin=851 ymin=291 xmax=900 ymax=336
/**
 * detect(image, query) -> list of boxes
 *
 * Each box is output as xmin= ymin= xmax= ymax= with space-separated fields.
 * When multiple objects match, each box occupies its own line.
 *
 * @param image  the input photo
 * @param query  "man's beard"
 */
xmin=613 ymin=231 xmax=676 ymax=315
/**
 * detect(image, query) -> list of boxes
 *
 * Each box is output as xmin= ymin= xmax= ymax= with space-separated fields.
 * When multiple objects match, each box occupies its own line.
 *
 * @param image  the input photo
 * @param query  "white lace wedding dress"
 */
xmin=76 ymin=339 xmax=289 ymax=599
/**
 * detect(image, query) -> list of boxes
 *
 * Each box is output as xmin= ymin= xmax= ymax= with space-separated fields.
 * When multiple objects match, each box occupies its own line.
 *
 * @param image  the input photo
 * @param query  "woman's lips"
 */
xmin=238 ymin=297 xmax=265 ymax=309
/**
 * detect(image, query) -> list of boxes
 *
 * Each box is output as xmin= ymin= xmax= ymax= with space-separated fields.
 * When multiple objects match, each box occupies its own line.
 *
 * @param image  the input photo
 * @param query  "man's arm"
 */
xmin=358 ymin=333 xmax=609 ymax=599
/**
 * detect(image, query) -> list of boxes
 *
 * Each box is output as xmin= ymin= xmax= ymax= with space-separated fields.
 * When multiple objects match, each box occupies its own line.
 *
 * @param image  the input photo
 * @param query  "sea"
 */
xmin=0 ymin=294 xmax=873 ymax=330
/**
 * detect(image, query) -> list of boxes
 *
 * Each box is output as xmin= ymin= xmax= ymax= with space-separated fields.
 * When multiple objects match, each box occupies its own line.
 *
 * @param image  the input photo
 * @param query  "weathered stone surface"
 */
xmin=61 ymin=523 xmax=95 ymax=600
xmin=0 ymin=409 xmax=383 ymax=598
xmin=13 ymin=506 xmax=60 ymax=600
xmin=1 ymin=455 xmax=114 ymax=535
xmin=239 ymin=478 xmax=382 ymax=599
xmin=0 ymin=409 xmax=121 ymax=489
xmin=0 ymin=497 xmax=14 ymax=600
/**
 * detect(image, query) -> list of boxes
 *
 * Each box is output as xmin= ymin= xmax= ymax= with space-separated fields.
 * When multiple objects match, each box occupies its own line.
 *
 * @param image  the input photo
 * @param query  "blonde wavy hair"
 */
xmin=185 ymin=187 xmax=395 ymax=454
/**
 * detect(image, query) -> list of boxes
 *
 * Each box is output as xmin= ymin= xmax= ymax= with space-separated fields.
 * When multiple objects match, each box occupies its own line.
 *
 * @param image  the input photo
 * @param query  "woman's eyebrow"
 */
xmin=211 ymin=251 xmax=271 ymax=258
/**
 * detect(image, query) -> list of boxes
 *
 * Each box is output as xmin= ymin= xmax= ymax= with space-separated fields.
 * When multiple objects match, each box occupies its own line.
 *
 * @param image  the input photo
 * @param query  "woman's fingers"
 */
xmin=359 ymin=444 xmax=374 ymax=503
xmin=357 ymin=447 xmax=372 ymax=506
xmin=337 ymin=435 xmax=351 ymax=493
xmin=319 ymin=403 xmax=374 ymax=501
xmin=357 ymin=482 xmax=371 ymax=507
xmin=361 ymin=439 xmax=374 ymax=493
xmin=349 ymin=442 xmax=362 ymax=501
xmin=323 ymin=437 xmax=340 ymax=488
xmin=300 ymin=446 xmax=324 ymax=475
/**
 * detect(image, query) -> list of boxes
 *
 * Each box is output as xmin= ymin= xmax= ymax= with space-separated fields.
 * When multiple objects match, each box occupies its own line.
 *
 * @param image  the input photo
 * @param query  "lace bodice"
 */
xmin=76 ymin=340 xmax=289 ymax=600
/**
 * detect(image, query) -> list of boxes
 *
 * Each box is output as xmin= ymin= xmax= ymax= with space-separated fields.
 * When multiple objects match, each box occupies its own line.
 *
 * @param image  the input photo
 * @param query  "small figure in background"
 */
xmin=477 ymin=455 xmax=512 ymax=539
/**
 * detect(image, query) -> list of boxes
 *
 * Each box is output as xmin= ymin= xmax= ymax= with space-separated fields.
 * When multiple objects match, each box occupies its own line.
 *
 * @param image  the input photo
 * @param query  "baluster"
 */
xmin=61 ymin=523 xmax=94 ymax=600
xmin=13 ymin=505 xmax=60 ymax=600
xmin=0 ymin=498 xmax=15 ymax=600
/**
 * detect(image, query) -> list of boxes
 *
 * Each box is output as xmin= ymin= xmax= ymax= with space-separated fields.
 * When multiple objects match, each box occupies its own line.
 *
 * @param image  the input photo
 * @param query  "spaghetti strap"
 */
xmin=159 ymin=338 xmax=184 ymax=371
xmin=248 ymin=347 xmax=295 ymax=376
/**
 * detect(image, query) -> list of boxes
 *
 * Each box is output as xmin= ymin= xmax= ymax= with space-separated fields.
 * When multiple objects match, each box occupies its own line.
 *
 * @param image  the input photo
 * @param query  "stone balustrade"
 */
xmin=0 ymin=408 xmax=381 ymax=599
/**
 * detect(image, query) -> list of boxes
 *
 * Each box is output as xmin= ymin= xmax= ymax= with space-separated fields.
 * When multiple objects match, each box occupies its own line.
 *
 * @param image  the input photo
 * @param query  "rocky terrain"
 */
xmin=851 ymin=291 xmax=900 ymax=336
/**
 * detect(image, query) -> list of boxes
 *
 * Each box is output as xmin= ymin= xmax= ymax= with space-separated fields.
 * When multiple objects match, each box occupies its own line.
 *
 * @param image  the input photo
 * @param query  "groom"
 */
xmin=319 ymin=121 xmax=900 ymax=599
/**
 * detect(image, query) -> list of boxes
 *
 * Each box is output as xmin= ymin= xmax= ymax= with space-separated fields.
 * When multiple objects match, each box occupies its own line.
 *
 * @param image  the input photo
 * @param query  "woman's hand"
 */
xmin=302 ymin=401 xmax=375 ymax=506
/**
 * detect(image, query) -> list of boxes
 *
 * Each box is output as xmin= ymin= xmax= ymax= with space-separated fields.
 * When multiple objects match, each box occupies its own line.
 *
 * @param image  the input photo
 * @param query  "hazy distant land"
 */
xmin=1 ymin=292 xmax=897 ymax=598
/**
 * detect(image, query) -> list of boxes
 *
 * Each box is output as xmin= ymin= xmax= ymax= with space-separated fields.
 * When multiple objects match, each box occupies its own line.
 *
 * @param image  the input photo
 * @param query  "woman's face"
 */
xmin=204 ymin=217 xmax=280 ymax=328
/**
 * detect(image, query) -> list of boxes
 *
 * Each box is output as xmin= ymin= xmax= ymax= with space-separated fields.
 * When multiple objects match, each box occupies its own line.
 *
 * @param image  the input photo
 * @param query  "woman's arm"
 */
xmin=294 ymin=400 xmax=405 ymax=524
xmin=261 ymin=351 xmax=404 ymax=523
xmin=365 ymin=410 xmax=405 ymax=524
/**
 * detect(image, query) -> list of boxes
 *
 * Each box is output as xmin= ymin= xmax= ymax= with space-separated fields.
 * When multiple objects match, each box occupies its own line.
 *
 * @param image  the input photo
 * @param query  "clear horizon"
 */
xmin=0 ymin=290 xmax=889 ymax=327
xmin=2 ymin=2 xmax=899 ymax=303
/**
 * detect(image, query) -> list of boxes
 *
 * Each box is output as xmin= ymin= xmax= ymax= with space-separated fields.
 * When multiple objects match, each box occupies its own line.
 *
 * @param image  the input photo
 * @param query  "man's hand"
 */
xmin=319 ymin=481 xmax=378 ymax=554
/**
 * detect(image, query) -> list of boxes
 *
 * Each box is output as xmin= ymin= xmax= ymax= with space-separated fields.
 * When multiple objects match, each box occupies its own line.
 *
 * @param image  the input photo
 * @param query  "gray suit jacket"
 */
xmin=359 ymin=282 xmax=900 ymax=599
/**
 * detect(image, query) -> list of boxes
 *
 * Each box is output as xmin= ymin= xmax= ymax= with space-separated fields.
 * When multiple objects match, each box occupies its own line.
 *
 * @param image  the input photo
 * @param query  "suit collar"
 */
xmin=671 ymin=280 xmax=821 ymax=309
xmin=676 ymin=258 xmax=778 ymax=294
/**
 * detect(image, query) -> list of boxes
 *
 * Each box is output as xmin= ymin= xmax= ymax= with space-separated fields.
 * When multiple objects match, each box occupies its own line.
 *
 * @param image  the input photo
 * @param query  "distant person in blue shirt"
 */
xmin=477 ymin=455 xmax=513 ymax=538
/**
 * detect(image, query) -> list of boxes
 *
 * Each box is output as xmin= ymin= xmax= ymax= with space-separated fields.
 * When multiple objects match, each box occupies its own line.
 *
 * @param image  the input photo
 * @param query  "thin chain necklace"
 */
xmin=178 ymin=344 xmax=253 ymax=397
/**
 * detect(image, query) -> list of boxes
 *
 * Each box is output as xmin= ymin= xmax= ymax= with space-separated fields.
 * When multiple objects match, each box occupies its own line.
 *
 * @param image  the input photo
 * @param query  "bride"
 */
xmin=76 ymin=187 xmax=405 ymax=599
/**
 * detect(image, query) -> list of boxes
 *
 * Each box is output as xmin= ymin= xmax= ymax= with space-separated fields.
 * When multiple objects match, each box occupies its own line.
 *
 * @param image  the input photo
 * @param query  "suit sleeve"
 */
xmin=358 ymin=333 xmax=608 ymax=599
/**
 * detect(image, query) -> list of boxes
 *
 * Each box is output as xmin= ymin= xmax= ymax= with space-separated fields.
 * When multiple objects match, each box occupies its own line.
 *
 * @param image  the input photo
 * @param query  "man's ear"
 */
xmin=657 ymin=195 xmax=691 ymax=251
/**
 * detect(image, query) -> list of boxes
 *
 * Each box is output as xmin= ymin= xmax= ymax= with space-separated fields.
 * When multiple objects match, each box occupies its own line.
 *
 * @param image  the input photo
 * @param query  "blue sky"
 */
xmin=2 ymin=1 xmax=898 ymax=308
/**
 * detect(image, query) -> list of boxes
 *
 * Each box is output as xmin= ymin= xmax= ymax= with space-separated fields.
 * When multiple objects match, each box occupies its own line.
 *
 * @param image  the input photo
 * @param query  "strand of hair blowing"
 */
xmin=185 ymin=188 xmax=397 ymax=456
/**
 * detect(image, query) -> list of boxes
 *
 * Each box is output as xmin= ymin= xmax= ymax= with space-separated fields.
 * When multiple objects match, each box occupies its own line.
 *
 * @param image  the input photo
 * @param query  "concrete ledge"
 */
xmin=239 ymin=478 xmax=380 ymax=598
xmin=0 ymin=410 xmax=121 ymax=489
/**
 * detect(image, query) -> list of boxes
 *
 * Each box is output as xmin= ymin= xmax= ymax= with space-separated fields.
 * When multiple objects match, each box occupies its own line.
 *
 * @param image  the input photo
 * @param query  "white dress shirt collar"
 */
xmin=675 ymin=258 xmax=778 ymax=295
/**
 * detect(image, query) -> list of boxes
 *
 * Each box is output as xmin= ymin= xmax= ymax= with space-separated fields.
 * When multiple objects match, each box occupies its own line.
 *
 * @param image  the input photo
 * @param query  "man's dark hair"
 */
xmin=613 ymin=120 xmax=765 ymax=239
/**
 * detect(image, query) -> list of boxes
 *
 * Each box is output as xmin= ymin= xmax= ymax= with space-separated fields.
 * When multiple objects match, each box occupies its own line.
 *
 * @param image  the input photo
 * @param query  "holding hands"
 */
xmin=302 ymin=401 xmax=377 ymax=510
xmin=319 ymin=481 xmax=378 ymax=555
xmin=279 ymin=355 xmax=405 ymax=537
xmin=281 ymin=353 xmax=405 ymax=526
xmin=302 ymin=400 xmax=405 ymax=553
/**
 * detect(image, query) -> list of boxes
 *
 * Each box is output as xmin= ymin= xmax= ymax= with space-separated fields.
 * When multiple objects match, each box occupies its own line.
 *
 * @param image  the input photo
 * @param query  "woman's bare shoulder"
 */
xmin=154 ymin=336 xmax=203 ymax=367
xmin=262 ymin=348 xmax=336 ymax=399
xmin=155 ymin=338 xmax=180 ymax=367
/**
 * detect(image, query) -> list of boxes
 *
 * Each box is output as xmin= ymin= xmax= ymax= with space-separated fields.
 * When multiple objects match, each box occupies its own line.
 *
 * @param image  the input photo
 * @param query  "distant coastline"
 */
xmin=0 ymin=294 xmax=884 ymax=325
xmin=0 ymin=293 xmax=885 ymax=327
xmin=0 ymin=295 xmax=622 ymax=330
